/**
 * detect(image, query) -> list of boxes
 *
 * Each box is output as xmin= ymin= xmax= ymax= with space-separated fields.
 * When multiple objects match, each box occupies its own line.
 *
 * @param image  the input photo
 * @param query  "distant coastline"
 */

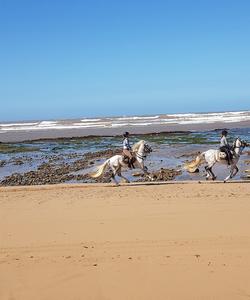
xmin=0 ymin=111 xmax=249 ymax=143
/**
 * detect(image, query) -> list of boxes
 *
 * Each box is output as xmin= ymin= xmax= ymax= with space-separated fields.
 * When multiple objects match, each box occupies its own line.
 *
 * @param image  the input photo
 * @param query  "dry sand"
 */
xmin=1 ymin=182 xmax=250 ymax=299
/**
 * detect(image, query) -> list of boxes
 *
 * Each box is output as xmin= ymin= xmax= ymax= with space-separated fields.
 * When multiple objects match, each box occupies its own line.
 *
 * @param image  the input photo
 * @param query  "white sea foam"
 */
xmin=0 ymin=111 xmax=249 ymax=132
xmin=111 ymin=123 xmax=130 ymax=128
xmin=116 ymin=115 xmax=160 ymax=121
xmin=0 ymin=122 xmax=38 ymax=127
xmin=80 ymin=118 xmax=102 ymax=122
xmin=1 ymin=123 xmax=107 ymax=131
xmin=130 ymin=122 xmax=155 ymax=126
xmin=74 ymin=122 xmax=109 ymax=126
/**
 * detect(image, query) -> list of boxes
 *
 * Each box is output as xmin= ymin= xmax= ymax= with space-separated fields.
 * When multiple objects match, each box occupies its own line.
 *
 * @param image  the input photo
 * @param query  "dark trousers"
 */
xmin=220 ymin=146 xmax=233 ymax=164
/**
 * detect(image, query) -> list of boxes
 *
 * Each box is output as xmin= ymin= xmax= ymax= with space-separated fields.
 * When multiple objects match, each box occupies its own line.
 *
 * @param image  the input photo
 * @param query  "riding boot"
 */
xmin=225 ymin=149 xmax=231 ymax=165
xmin=227 ymin=157 xmax=231 ymax=166
xmin=129 ymin=158 xmax=135 ymax=169
xmin=127 ymin=160 xmax=132 ymax=169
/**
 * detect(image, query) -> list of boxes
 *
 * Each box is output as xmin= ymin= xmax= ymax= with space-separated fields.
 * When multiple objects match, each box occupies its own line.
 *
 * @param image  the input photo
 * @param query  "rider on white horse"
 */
xmin=219 ymin=130 xmax=233 ymax=165
xmin=90 ymin=140 xmax=152 ymax=185
xmin=185 ymin=135 xmax=249 ymax=182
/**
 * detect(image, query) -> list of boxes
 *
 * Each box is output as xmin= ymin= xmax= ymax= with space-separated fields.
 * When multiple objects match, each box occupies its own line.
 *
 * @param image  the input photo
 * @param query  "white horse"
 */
xmin=184 ymin=138 xmax=249 ymax=182
xmin=90 ymin=140 xmax=152 ymax=185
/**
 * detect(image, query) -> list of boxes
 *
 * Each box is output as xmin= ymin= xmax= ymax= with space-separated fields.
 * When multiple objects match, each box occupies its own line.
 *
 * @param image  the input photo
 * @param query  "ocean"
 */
xmin=1 ymin=110 xmax=250 ymax=142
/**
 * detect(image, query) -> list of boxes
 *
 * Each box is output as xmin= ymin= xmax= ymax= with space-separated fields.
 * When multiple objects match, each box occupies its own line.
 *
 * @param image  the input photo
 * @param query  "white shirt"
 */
xmin=220 ymin=136 xmax=229 ymax=147
xmin=123 ymin=138 xmax=131 ymax=150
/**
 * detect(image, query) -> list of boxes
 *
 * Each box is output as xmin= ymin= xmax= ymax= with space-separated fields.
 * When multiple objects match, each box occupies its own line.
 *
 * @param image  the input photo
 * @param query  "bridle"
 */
xmin=134 ymin=143 xmax=152 ymax=161
xmin=232 ymin=138 xmax=248 ymax=155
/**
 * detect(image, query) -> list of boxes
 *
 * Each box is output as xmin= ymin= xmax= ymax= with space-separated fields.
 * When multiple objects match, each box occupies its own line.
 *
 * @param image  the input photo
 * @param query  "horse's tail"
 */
xmin=90 ymin=160 xmax=109 ymax=178
xmin=184 ymin=152 xmax=206 ymax=173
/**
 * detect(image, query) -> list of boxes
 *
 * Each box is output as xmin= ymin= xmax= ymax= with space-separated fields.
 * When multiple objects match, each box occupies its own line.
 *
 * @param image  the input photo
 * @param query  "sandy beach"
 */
xmin=1 ymin=181 xmax=250 ymax=299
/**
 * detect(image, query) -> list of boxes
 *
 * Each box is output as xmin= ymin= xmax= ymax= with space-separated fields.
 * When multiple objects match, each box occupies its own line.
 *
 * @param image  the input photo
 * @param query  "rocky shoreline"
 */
xmin=0 ymin=148 xmax=183 ymax=186
xmin=1 ymin=129 xmax=249 ymax=186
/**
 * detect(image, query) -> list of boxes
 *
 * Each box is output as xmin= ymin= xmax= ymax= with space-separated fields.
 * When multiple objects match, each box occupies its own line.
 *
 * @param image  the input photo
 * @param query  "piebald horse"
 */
xmin=184 ymin=138 xmax=249 ymax=182
xmin=90 ymin=140 xmax=152 ymax=185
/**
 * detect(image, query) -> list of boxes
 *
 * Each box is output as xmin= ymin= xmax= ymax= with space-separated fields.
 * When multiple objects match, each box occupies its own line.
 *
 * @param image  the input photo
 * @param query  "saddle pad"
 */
xmin=219 ymin=152 xmax=227 ymax=159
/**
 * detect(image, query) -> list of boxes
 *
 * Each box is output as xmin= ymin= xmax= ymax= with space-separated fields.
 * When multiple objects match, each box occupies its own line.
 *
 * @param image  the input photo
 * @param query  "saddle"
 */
xmin=218 ymin=151 xmax=227 ymax=159
xmin=219 ymin=149 xmax=235 ymax=163
xmin=122 ymin=152 xmax=136 ymax=168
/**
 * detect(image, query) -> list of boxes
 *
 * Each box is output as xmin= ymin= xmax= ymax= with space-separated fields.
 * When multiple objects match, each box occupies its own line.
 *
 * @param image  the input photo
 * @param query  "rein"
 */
xmin=134 ymin=147 xmax=148 ymax=160
xmin=135 ymin=152 xmax=147 ymax=160
xmin=131 ymin=141 xmax=152 ymax=161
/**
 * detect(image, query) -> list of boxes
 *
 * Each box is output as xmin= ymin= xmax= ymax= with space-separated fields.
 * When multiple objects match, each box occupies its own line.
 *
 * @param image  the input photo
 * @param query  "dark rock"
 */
xmin=0 ymin=160 xmax=6 ymax=167
xmin=136 ymin=168 xmax=182 ymax=182
xmin=0 ymin=148 xmax=123 ymax=186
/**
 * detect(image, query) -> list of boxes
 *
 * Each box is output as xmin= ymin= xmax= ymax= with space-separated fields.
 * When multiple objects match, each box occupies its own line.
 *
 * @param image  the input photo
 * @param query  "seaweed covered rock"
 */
xmin=135 ymin=168 xmax=182 ymax=182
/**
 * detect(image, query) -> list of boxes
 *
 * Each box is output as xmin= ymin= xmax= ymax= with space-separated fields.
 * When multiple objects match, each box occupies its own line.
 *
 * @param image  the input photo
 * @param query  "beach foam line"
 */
xmin=1 ymin=111 xmax=249 ymax=132
xmin=80 ymin=118 xmax=102 ymax=122
xmin=115 ymin=115 xmax=160 ymax=121
xmin=0 ymin=122 xmax=39 ymax=127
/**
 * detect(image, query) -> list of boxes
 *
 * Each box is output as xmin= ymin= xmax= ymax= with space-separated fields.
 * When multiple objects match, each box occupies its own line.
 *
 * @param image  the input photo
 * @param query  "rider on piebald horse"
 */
xmin=219 ymin=130 xmax=233 ymax=165
xmin=122 ymin=131 xmax=134 ymax=169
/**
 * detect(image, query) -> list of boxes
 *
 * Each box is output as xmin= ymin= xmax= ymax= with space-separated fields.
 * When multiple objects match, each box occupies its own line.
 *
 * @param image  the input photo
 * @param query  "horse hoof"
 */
xmin=122 ymin=179 xmax=130 ymax=183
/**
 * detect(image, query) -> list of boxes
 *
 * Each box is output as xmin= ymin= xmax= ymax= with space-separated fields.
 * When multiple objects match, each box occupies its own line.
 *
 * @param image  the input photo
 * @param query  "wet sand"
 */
xmin=1 ymin=182 xmax=250 ymax=299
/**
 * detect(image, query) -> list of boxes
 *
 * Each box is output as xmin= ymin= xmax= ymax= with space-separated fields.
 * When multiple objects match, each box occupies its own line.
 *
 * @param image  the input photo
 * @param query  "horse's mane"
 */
xmin=132 ymin=140 xmax=144 ymax=151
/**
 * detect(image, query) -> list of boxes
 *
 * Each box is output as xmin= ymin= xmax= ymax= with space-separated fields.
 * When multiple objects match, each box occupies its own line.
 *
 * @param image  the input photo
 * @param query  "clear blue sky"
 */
xmin=0 ymin=0 xmax=250 ymax=121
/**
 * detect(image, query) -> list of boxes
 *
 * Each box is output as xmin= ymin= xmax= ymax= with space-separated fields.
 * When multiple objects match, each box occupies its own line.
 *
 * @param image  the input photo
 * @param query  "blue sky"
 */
xmin=0 ymin=0 xmax=250 ymax=121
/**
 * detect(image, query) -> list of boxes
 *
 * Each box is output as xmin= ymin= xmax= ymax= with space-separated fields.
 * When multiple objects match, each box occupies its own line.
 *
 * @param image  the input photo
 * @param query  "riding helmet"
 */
xmin=221 ymin=130 xmax=228 ymax=136
xmin=123 ymin=131 xmax=129 ymax=137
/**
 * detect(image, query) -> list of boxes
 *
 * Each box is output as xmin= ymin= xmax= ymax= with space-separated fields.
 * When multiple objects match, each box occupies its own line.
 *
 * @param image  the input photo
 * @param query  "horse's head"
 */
xmin=144 ymin=143 xmax=152 ymax=154
xmin=233 ymin=137 xmax=248 ymax=154
xmin=132 ymin=140 xmax=152 ymax=156
xmin=242 ymin=140 xmax=249 ymax=147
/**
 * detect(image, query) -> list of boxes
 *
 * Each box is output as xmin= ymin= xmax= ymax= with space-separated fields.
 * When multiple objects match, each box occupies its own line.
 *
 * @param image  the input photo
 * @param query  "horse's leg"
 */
xmin=224 ymin=165 xmax=238 ymax=182
xmin=209 ymin=167 xmax=217 ymax=180
xmin=205 ymin=163 xmax=216 ymax=180
xmin=224 ymin=165 xmax=234 ymax=182
xmin=117 ymin=167 xmax=130 ymax=183
xmin=232 ymin=165 xmax=239 ymax=177
xmin=134 ymin=158 xmax=153 ymax=181
xmin=205 ymin=165 xmax=214 ymax=180
xmin=110 ymin=166 xmax=119 ymax=185
xmin=204 ymin=166 xmax=211 ymax=179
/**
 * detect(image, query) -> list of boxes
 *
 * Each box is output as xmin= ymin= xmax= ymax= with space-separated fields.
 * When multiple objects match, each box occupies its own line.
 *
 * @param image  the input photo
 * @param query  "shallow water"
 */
xmin=0 ymin=128 xmax=249 ymax=183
